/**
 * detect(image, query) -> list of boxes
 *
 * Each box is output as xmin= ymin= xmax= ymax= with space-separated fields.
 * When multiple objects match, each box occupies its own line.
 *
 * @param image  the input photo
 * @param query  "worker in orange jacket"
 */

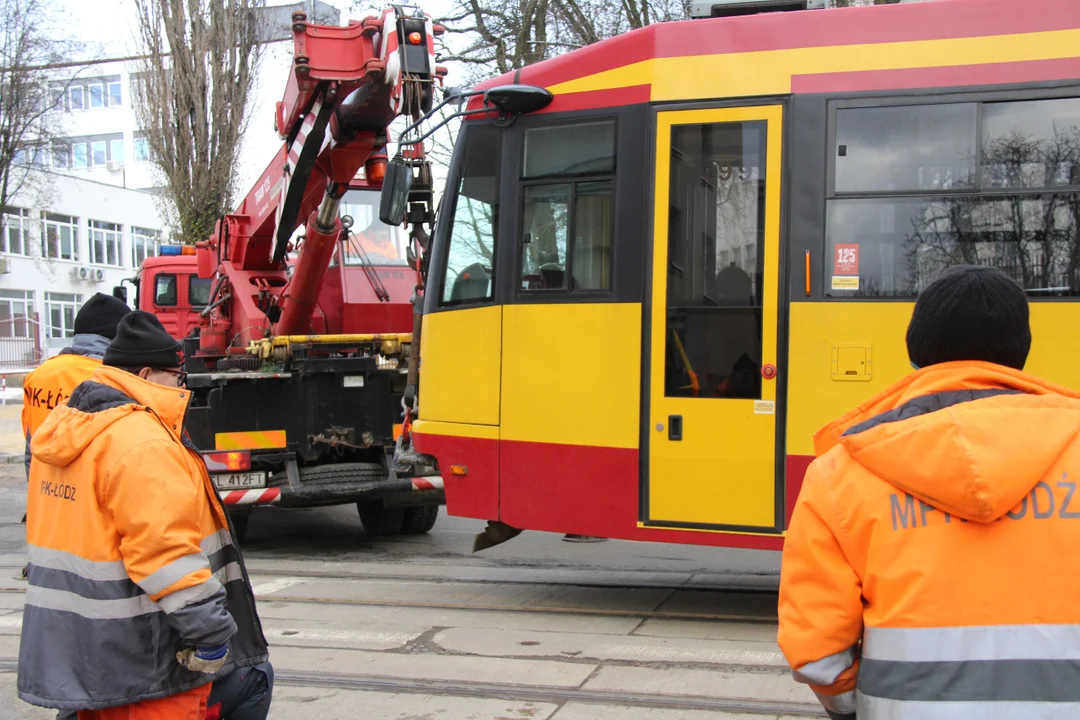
xmin=20 ymin=311 xmax=271 ymax=719
xmin=778 ymin=265 xmax=1080 ymax=719
xmin=20 ymin=292 xmax=131 ymax=477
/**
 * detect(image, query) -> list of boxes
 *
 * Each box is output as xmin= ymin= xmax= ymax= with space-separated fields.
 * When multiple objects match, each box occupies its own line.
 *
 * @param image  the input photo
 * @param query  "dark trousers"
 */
xmin=55 ymin=662 xmax=273 ymax=720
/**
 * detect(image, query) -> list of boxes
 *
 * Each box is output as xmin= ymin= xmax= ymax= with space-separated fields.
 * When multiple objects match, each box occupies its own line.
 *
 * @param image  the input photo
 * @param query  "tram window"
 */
xmin=982 ymin=98 xmax=1080 ymax=189
xmin=520 ymin=181 xmax=613 ymax=292
xmin=524 ymin=121 xmax=615 ymax=178
xmin=440 ymin=124 xmax=501 ymax=306
xmin=154 ymin=274 xmax=177 ymax=306
xmin=663 ymin=121 xmax=766 ymax=400
xmin=835 ymin=104 xmax=976 ymax=194
xmin=826 ymin=193 xmax=1080 ymax=297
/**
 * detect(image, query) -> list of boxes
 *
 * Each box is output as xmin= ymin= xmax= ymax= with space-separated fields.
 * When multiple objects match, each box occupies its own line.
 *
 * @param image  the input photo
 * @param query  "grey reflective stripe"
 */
xmin=138 ymin=553 xmax=210 ymax=596
xmin=28 ymin=565 xmax=142 ymax=601
xmin=214 ymin=561 xmax=244 ymax=585
xmin=857 ymin=692 xmax=1080 ymax=719
xmin=815 ymin=689 xmax=856 ymax=714
xmin=859 ymin=657 xmax=1080 ymax=703
xmin=25 ymin=585 xmax=158 ymax=619
xmin=863 ymin=624 xmax=1080 ymax=662
xmin=157 ymin=576 xmax=223 ymax=614
xmin=793 ymin=646 xmax=857 ymax=685
xmin=200 ymin=529 xmax=231 ymax=556
xmin=27 ymin=545 xmax=127 ymax=582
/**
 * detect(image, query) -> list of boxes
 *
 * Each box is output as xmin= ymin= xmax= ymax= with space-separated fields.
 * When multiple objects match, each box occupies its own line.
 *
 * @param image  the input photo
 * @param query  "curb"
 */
xmin=0 ymin=453 xmax=22 ymax=465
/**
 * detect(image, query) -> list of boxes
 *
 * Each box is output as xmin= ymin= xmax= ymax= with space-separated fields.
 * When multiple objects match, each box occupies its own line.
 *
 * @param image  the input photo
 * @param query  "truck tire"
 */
xmin=357 ymin=503 xmax=405 ymax=536
xmin=401 ymin=504 xmax=439 ymax=534
xmin=298 ymin=462 xmax=385 ymax=485
xmin=229 ymin=512 xmax=250 ymax=543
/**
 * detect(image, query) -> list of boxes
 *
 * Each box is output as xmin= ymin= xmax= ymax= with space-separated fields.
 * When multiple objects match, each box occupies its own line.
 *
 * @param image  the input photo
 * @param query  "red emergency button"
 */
xmin=761 ymin=364 xmax=777 ymax=380
xmin=408 ymin=31 xmax=423 ymax=45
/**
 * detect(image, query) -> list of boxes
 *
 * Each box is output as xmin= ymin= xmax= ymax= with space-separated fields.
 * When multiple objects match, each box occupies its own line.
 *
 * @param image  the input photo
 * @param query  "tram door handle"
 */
xmin=668 ymin=415 xmax=683 ymax=441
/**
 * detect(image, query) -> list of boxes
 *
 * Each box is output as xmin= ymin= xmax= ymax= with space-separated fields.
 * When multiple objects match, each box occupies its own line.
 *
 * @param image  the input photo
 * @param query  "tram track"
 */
xmin=0 ymin=660 xmax=823 ymax=717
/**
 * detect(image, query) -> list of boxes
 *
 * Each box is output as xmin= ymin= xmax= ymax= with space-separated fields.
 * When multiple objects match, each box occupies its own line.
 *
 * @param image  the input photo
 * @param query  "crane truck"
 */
xmin=163 ymin=6 xmax=444 ymax=540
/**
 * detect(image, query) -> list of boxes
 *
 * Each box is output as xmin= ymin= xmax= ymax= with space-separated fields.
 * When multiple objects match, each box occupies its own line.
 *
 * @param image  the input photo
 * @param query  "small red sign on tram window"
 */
xmin=834 ymin=244 xmax=860 ymax=275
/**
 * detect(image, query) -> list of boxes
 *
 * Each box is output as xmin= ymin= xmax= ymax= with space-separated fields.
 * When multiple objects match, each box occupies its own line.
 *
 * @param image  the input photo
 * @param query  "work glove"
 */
xmin=176 ymin=643 xmax=230 ymax=674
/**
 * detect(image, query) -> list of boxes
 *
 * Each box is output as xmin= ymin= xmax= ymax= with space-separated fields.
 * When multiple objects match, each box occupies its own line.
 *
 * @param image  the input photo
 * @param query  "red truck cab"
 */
xmin=134 ymin=247 xmax=211 ymax=340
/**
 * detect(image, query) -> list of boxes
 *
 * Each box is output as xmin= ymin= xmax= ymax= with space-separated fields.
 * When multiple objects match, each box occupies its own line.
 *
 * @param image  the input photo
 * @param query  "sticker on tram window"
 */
xmin=833 ymin=244 xmax=860 ymax=275
xmin=753 ymin=400 xmax=775 ymax=415
xmin=832 ymin=276 xmax=860 ymax=291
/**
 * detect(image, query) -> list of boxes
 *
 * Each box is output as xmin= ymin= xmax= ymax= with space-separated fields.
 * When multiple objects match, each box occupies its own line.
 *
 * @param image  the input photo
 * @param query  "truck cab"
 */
xmin=134 ymin=247 xmax=211 ymax=340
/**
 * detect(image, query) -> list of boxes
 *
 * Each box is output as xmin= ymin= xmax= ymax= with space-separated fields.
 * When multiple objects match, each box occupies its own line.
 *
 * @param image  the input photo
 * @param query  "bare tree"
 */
xmin=0 ymin=0 xmax=72 ymax=224
xmin=132 ymin=0 xmax=264 ymax=244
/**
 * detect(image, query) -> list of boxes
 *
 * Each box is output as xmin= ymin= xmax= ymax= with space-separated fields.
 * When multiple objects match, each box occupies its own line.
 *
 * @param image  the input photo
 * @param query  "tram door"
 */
xmin=646 ymin=106 xmax=784 ymax=532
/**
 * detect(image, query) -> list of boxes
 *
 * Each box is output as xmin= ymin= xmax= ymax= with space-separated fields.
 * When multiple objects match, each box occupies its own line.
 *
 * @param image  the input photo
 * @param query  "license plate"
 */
xmin=214 ymin=472 xmax=267 ymax=490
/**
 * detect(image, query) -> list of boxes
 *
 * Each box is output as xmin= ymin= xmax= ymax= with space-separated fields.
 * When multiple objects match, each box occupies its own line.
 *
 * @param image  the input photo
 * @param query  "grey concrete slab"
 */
xmin=246 ymin=574 xmax=675 ymax=615
xmin=268 ymin=684 xmax=560 ymax=720
xmin=655 ymin=590 xmax=778 ymax=621
xmin=551 ymin=702 xmax=807 ymax=719
xmin=0 ymin=672 xmax=53 ymax=720
xmin=255 ymin=599 xmax=644 ymax=635
xmin=271 ymin=646 xmax=599 ymax=689
xmin=583 ymin=666 xmax=817 ymax=706
xmin=434 ymin=627 xmax=786 ymax=668
xmin=634 ymin=618 xmax=779 ymax=644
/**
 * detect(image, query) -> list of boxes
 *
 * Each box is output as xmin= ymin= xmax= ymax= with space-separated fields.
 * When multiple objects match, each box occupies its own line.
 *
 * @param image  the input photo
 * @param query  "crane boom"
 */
xmin=195 ymin=6 xmax=443 ymax=353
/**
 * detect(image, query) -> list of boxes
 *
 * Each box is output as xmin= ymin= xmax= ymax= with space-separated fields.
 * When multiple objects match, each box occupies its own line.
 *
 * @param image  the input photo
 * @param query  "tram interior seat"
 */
xmin=449 ymin=262 xmax=492 ymax=302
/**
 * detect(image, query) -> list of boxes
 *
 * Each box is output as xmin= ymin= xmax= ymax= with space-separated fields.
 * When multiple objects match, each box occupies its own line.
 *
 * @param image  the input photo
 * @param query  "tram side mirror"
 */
xmin=484 ymin=84 xmax=554 ymax=115
xmin=379 ymin=155 xmax=413 ymax=226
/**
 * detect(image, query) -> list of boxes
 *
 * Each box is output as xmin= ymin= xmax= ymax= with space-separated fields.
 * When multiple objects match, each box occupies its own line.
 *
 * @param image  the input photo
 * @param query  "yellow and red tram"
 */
xmin=412 ymin=0 xmax=1080 ymax=550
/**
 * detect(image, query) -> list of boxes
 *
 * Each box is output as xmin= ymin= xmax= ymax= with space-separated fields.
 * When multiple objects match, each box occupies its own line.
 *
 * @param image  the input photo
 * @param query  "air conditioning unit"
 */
xmin=106 ymin=160 xmax=122 ymax=172
xmin=92 ymin=268 xmax=105 ymax=283
xmin=0 ymin=257 xmax=10 ymax=274
xmin=70 ymin=266 xmax=85 ymax=282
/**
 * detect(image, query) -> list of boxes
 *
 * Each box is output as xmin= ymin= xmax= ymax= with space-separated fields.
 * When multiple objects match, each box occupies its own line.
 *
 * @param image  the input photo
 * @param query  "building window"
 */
xmin=110 ymin=139 xmax=124 ymax=165
xmin=91 ymin=140 xmax=107 ymax=166
xmin=69 ymin=85 xmax=84 ymax=111
xmin=131 ymin=227 xmax=160 ymax=267
xmin=828 ymin=97 xmax=1080 ymax=297
xmin=108 ymin=81 xmax=121 ymax=106
xmin=89 ymin=83 xmax=104 ymax=109
xmin=89 ymin=220 xmax=122 ymax=267
xmin=42 ymin=213 xmax=79 ymax=262
xmin=0 ymin=290 xmax=34 ymax=339
xmin=2 ymin=208 xmax=31 ymax=256
xmin=44 ymin=292 xmax=82 ymax=339
xmin=51 ymin=142 xmax=70 ymax=169
xmin=134 ymin=137 xmax=150 ymax=163
xmin=154 ymin=274 xmax=177 ymax=306
xmin=72 ymin=143 xmax=88 ymax=169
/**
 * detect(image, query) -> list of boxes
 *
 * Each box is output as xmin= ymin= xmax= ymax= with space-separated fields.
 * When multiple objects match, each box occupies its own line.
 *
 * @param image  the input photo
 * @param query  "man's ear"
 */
xmin=137 ymin=367 xmax=153 ymax=380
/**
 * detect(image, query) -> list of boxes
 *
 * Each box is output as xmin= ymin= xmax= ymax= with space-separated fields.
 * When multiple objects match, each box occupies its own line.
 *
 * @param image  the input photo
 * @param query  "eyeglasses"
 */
xmin=160 ymin=368 xmax=188 ymax=387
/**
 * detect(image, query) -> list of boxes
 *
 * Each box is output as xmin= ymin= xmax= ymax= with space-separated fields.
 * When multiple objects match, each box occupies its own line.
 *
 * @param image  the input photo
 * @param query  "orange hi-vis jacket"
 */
xmin=19 ymin=365 xmax=267 ymax=711
xmin=778 ymin=361 xmax=1080 ymax=720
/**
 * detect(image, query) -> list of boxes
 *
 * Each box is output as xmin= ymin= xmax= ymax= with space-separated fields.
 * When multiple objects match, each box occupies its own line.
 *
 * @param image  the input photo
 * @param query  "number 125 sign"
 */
xmin=834 ymin=244 xmax=859 ymax=275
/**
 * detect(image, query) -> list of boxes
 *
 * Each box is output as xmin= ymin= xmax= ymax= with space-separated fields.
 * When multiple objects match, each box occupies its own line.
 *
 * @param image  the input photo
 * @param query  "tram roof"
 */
xmin=469 ymin=0 xmax=1080 ymax=113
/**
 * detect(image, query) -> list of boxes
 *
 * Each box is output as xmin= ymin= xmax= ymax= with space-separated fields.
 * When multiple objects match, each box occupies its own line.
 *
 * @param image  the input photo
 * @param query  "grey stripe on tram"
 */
xmin=27 ymin=545 xmax=127 ymax=582
xmin=25 ymin=586 xmax=159 ymax=620
xmin=863 ymin=625 xmax=1080 ymax=662
xmin=859 ymin=658 xmax=1080 ymax=702
xmin=858 ymin=693 xmax=1080 ymax=719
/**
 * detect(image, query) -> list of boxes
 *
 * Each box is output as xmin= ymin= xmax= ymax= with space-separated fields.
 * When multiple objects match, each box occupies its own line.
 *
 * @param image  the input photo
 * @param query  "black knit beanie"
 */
xmin=73 ymin=293 xmax=131 ymax=340
xmin=906 ymin=265 xmax=1031 ymax=371
xmin=103 ymin=311 xmax=183 ymax=370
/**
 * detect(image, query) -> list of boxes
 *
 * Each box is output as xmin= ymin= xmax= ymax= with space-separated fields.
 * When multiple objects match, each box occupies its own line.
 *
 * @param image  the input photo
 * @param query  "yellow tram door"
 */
xmin=646 ymin=106 xmax=784 ymax=532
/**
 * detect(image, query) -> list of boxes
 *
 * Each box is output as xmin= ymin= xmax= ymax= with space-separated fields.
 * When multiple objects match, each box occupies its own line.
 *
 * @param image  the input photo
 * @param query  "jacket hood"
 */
xmin=58 ymin=334 xmax=111 ymax=360
xmin=814 ymin=362 xmax=1080 ymax=524
xmin=31 ymin=365 xmax=192 ymax=469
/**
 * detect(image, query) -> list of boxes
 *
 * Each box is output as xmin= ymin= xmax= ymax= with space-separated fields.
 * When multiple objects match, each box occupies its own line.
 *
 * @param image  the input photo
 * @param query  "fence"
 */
xmin=0 ymin=315 xmax=43 ymax=372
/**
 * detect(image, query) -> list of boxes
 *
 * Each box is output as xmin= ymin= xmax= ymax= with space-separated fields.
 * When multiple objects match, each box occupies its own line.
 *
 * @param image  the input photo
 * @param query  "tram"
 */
xmin=410 ymin=0 xmax=1080 ymax=550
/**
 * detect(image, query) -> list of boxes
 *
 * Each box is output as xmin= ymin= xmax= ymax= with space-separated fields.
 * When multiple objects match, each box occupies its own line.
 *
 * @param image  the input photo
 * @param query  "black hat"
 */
xmin=103 ymin=311 xmax=183 ymax=370
xmin=906 ymin=265 xmax=1031 ymax=371
xmin=73 ymin=293 xmax=131 ymax=340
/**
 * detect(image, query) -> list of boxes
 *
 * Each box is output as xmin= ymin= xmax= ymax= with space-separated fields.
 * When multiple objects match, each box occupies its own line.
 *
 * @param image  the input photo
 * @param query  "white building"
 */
xmin=0 ymin=1 xmax=341 ymax=368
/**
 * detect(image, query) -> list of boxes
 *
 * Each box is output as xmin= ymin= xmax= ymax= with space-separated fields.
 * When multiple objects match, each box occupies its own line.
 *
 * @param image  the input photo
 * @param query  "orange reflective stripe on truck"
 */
xmin=214 ymin=430 xmax=287 ymax=451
